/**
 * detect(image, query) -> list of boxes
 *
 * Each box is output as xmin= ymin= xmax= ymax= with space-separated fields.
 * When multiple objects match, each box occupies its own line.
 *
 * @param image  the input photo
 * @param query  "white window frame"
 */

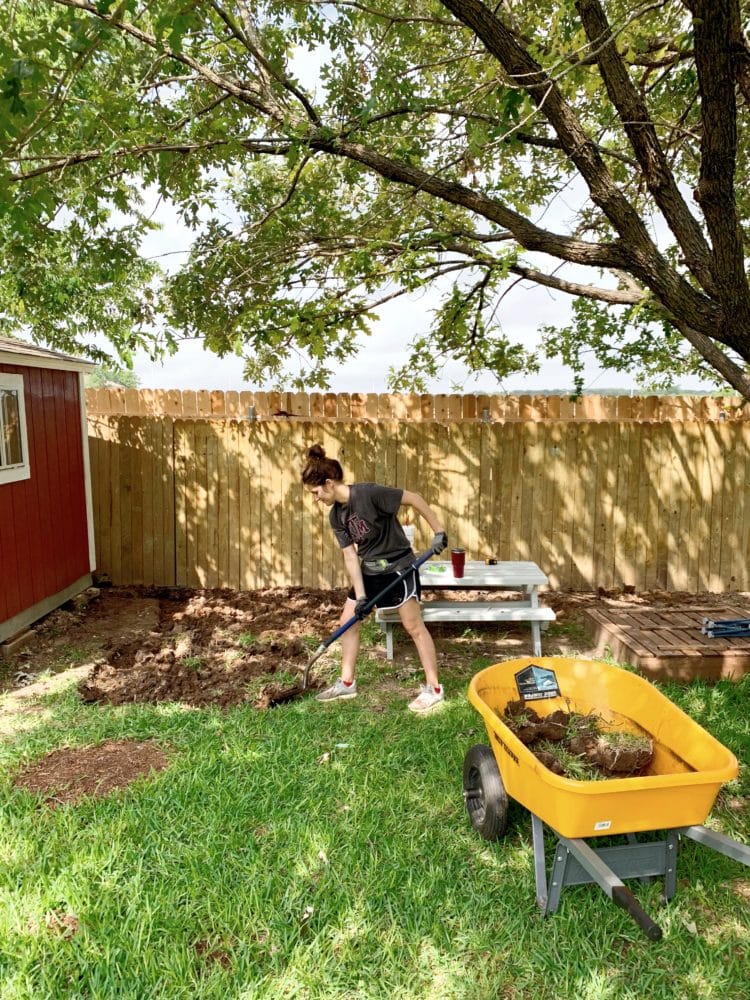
xmin=0 ymin=373 xmax=31 ymax=485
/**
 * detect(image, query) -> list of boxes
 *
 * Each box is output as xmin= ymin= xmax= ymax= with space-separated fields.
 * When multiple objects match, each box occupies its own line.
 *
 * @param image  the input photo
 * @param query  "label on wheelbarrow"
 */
xmin=515 ymin=664 xmax=561 ymax=701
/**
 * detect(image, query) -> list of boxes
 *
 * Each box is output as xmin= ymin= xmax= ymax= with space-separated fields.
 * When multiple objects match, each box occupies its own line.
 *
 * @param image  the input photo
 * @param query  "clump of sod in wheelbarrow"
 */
xmin=503 ymin=700 xmax=654 ymax=778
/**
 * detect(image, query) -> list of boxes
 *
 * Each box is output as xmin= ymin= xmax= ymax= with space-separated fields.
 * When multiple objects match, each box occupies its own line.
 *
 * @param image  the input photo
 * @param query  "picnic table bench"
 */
xmin=376 ymin=560 xmax=555 ymax=660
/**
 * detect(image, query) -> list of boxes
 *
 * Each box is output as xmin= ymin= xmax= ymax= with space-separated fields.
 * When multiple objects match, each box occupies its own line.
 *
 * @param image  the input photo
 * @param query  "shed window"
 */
xmin=0 ymin=374 xmax=30 ymax=485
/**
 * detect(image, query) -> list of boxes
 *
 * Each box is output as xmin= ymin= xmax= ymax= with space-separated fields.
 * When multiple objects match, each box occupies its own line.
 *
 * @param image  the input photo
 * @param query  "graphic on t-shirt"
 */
xmin=346 ymin=513 xmax=370 ymax=542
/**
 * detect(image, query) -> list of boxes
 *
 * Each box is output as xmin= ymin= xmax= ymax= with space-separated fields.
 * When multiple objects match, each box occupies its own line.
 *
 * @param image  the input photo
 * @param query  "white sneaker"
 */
xmin=316 ymin=678 xmax=358 ymax=702
xmin=407 ymin=684 xmax=445 ymax=714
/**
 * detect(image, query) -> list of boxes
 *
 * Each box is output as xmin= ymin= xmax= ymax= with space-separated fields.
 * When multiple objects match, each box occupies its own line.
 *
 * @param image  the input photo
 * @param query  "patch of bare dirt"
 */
xmin=543 ymin=586 xmax=750 ymax=615
xmin=195 ymin=937 xmax=234 ymax=968
xmin=3 ymin=584 xmax=750 ymax=713
xmin=77 ymin=587 xmax=343 ymax=708
xmin=40 ymin=910 xmax=80 ymax=939
xmin=1 ymin=591 xmax=160 ymax=693
xmin=13 ymin=739 xmax=169 ymax=805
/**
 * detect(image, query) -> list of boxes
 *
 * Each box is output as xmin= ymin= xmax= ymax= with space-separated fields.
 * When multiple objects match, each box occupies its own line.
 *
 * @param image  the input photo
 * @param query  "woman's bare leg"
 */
xmin=397 ymin=598 xmax=439 ymax=688
xmin=339 ymin=597 xmax=360 ymax=683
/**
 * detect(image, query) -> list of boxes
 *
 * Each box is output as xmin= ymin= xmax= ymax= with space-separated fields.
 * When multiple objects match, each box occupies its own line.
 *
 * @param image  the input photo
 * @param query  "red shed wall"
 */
xmin=0 ymin=363 xmax=90 ymax=627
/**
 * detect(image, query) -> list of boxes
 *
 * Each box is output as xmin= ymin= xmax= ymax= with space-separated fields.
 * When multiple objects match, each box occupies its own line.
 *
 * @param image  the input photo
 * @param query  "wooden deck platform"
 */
xmin=583 ymin=604 xmax=750 ymax=681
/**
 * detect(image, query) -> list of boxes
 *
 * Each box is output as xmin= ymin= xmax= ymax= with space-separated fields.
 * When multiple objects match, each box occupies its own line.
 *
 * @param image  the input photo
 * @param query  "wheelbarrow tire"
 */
xmin=463 ymin=744 xmax=508 ymax=841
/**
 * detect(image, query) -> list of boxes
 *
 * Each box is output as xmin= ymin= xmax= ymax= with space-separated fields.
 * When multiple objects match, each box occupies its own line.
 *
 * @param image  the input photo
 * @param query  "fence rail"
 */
xmin=87 ymin=415 xmax=750 ymax=593
xmin=85 ymin=389 xmax=750 ymax=422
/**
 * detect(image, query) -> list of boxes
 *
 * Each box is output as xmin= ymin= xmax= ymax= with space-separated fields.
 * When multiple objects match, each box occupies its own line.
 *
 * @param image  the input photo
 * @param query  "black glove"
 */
xmin=431 ymin=531 xmax=448 ymax=555
xmin=354 ymin=597 xmax=369 ymax=619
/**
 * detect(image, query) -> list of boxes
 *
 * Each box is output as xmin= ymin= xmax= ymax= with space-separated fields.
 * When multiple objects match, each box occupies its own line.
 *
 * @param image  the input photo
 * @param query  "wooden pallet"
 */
xmin=582 ymin=604 xmax=750 ymax=681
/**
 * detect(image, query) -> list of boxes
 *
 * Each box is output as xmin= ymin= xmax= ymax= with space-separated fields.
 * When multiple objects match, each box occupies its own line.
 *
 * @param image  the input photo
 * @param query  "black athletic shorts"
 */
xmin=347 ymin=568 xmax=421 ymax=610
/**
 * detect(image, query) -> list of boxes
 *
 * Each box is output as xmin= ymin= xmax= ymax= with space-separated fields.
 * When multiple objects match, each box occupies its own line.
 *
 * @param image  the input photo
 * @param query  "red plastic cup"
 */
xmin=451 ymin=548 xmax=465 ymax=578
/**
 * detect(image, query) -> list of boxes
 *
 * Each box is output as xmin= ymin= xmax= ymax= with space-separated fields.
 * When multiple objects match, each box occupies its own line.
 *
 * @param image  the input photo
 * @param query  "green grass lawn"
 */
xmin=0 ymin=658 xmax=748 ymax=1000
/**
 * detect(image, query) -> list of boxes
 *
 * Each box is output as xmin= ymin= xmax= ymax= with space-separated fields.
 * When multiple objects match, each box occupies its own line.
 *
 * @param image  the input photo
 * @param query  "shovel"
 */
xmin=302 ymin=548 xmax=435 ymax=689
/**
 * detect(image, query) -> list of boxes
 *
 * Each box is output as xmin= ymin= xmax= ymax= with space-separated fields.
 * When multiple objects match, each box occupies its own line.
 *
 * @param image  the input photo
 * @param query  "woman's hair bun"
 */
xmin=301 ymin=443 xmax=343 ymax=485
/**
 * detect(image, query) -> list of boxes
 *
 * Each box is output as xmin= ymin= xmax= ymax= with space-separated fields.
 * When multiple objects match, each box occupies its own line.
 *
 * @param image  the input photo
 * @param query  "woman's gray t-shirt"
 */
xmin=329 ymin=483 xmax=413 ymax=574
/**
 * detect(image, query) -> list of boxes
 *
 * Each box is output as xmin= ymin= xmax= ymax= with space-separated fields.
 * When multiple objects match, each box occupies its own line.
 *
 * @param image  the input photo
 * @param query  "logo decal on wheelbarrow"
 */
xmin=492 ymin=731 xmax=519 ymax=765
xmin=515 ymin=664 xmax=561 ymax=701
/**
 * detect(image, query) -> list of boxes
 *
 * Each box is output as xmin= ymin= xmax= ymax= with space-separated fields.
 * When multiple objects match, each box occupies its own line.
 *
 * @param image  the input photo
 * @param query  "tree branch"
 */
xmin=290 ymin=0 xmax=460 ymax=28
xmin=575 ymin=0 xmax=714 ymax=295
xmin=212 ymin=0 xmax=322 ymax=125
xmin=730 ymin=21 xmax=750 ymax=104
xmin=8 ymin=139 xmax=241 ymax=180
xmin=340 ymin=101 xmax=638 ymax=167
xmin=438 ymin=0 xmax=719 ymax=338
xmin=508 ymin=265 xmax=644 ymax=304
xmin=222 ymin=153 xmax=313 ymax=244
xmin=51 ymin=0 xmax=272 ymax=116
xmin=41 ymin=0 xmax=673 ymax=282
xmin=325 ymin=137 xmax=631 ymax=270
xmin=10 ymin=128 xmax=638 ymax=283
xmin=686 ymin=0 xmax=750 ymax=353
xmin=12 ymin=0 xmax=132 ymax=156
xmin=675 ymin=322 xmax=750 ymax=397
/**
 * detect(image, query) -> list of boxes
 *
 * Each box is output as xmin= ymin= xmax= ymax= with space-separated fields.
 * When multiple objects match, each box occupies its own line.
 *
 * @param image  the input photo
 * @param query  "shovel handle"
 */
xmin=324 ymin=548 xmax=434 ymax=648
xmin=302 ymin=548 xmax=435 ymax=689
xmin=302 ymin=643 xmax=326 ymax=689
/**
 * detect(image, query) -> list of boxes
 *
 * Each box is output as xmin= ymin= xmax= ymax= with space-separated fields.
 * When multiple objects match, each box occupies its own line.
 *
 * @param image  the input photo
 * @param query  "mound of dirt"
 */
xmin=13 ymin=739 xmax=169 ymax=805
xmin=503 ymin=701 xmax=654 ymax=779
xmin=77 ymin=587 xmax=342 ymax=709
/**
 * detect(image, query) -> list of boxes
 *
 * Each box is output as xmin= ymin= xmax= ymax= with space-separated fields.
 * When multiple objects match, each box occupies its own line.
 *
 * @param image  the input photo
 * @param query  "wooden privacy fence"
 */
xmin=85 ymin=389 xmax=750 ymax=422
xmin=88 ymin=415 xmax=750 ymax=593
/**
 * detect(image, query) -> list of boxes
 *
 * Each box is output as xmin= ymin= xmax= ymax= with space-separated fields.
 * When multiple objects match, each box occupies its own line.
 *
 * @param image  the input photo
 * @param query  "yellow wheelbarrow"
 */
xmin=463 ymin=656 xmax=750 ymax=940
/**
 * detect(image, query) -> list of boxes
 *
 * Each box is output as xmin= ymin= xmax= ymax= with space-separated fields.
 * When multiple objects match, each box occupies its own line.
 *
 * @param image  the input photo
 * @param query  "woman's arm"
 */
xmin=400 ymin=490 xmax=444 ymax=534
xmin=342 ymin=544 xmax=366 ymax=599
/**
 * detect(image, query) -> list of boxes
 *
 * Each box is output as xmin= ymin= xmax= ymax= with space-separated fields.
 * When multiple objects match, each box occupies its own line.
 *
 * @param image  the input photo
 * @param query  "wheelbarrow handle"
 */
xmin=612 ymin=886 xmax=663 ymax=941
xmin=302 ymin=548 xmax=435 ymax=688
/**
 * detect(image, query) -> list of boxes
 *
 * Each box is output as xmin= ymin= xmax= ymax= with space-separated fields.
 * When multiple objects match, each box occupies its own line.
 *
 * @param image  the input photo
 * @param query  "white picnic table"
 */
xmin=375 ymin=559 xmax=555 ymax=660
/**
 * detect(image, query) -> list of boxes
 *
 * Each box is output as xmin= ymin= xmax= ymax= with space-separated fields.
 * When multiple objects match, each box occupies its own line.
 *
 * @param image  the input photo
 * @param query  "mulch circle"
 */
xmin=13 ymin=739 xmax=170 ymax=805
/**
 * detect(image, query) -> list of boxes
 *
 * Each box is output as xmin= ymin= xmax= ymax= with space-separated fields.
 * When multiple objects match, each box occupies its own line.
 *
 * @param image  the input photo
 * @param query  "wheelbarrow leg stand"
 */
xmin=532 ymin=814 xmax=673 ymax=940
xmin=532 ymin=815 xmax=750 ymax=939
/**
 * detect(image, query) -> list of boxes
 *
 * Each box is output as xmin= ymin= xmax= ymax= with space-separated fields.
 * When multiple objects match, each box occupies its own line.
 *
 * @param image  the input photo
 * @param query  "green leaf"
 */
xmin=0 ymin=0 xmax=743 ymax=394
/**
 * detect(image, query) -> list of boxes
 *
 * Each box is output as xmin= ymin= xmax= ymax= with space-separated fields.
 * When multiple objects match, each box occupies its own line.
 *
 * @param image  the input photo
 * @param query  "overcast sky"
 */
xmin=130 ymin=249 xmax=710 ymax=395
xmin=133 ymin=210 xmax=713 ymax=396
xmin=130 ymin=260 xmax=599 ymax=394
xmin=130 ymin=114 xmax=711 ymax=397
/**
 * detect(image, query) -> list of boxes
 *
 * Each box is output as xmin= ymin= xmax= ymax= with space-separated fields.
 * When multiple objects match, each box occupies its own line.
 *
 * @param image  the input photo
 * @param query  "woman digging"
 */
xmin=302 ymin=444 xmax=448 ymax=714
